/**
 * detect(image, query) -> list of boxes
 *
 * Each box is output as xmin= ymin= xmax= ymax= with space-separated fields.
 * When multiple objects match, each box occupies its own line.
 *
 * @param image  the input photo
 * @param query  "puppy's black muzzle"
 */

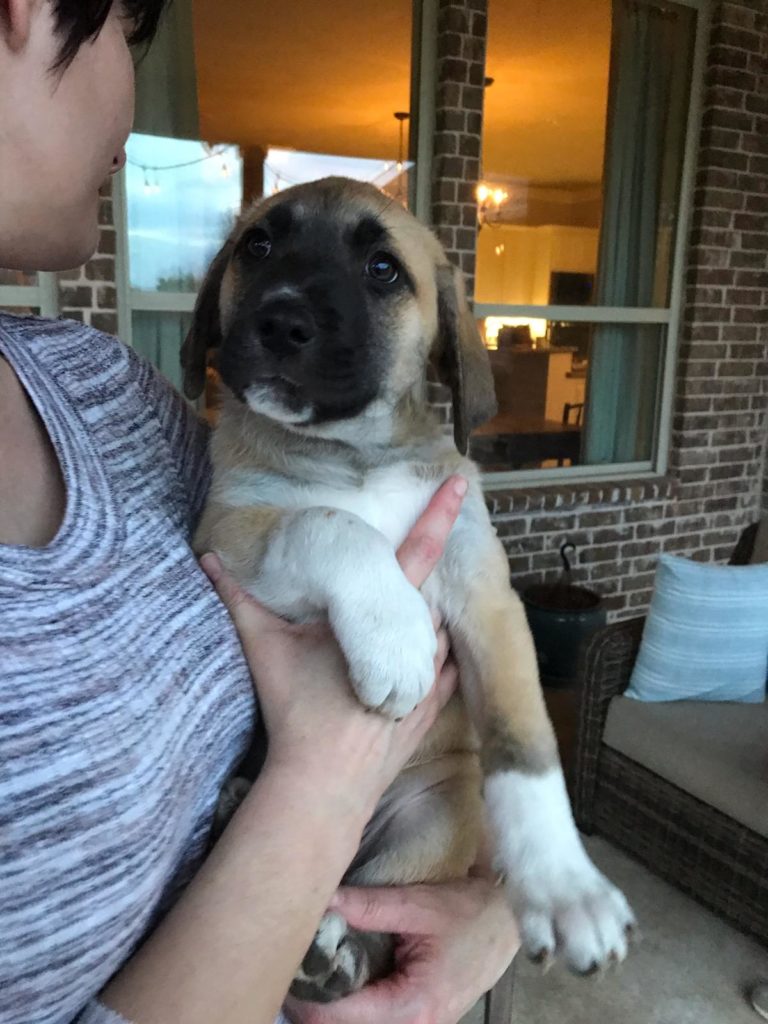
xmin=219 ymin=240 xmax=382 ymax=423
xmin=256 ymin=299 xmax=316 ymax=359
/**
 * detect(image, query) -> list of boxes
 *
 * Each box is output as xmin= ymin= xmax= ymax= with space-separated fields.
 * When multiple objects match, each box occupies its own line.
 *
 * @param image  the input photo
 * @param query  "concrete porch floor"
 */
xmin=462 ymin=834 xmax=766 ymax=1024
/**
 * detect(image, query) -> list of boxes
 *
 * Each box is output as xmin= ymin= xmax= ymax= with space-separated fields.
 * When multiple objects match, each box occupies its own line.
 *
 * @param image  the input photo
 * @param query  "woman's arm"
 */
xmin=97 ymin=477 xmax=467 ymax=1024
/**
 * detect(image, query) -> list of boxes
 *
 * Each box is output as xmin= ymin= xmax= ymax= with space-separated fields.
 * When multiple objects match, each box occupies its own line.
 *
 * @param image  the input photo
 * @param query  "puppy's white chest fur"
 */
xmin=222 ymin=463 xmax=440 ymax=549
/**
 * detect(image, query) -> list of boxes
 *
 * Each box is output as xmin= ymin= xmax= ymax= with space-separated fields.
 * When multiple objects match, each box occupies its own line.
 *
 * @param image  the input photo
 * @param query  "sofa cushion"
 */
xmin=604 ymin=696 xmax=768 ymax=838
xmin=625 ymin=555 xmax=768 ymax=703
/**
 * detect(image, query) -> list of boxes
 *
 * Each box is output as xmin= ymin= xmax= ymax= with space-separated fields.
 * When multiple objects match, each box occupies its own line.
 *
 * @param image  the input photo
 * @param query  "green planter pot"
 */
xmin=522 ymin=583 xmax=606 ymax=685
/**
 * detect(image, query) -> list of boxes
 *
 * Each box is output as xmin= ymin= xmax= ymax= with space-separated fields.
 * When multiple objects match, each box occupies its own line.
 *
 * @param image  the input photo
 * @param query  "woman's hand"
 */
xmin=201 ymin=475 xmax=467 ymax=823
xmin=284 ymin=878 xmax=520 ymax=1024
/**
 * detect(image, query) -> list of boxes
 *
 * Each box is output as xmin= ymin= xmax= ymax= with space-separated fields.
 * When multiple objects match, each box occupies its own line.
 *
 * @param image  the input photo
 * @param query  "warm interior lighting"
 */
xmin=476 ymin=182 xmax=510 ymax=225
xmin=483 ymin=316 xmax=548 ymax=350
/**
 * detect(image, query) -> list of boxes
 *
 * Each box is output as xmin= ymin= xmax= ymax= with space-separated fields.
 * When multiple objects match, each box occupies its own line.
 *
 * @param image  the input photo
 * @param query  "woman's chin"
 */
xmin=37 ymin=222 xmax=101 ymax=273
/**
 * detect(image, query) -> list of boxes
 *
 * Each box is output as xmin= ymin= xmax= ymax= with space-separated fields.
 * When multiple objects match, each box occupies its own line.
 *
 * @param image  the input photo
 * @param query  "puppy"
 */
xmin=182 ymin=177 xmax=635 ymax=1001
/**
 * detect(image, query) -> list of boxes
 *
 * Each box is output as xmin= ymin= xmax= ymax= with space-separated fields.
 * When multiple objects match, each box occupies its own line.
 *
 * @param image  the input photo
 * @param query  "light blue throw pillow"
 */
xmin=626 ymin=554 xmax=768 ymax=703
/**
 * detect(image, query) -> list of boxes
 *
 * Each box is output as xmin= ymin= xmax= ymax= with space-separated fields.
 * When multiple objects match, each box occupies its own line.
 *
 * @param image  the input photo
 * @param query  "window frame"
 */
xmin=0 ymin=274 xmax=59 ymax=318
xmin=112 ymin=164 xmax=199 ymax=350
xmin=114 ymin=2 xmax=433 ymax=354
xmin=473 ymin=0 xmax=712 ymax=488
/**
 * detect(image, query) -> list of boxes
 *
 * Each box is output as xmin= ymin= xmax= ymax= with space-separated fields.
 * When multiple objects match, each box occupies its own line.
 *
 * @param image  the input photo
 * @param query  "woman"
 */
xmin=0 ymin=2 xmax=519 ymax=1022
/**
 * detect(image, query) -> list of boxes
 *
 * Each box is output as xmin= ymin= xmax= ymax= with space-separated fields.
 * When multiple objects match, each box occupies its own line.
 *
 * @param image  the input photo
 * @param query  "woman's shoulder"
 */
xmin=0 ymin=311 xmax=197 ymax=437
xmin=0 ymin=312 xmax=145 ymax=386
xmin=0 ymin=312 xmax=210 ymax=526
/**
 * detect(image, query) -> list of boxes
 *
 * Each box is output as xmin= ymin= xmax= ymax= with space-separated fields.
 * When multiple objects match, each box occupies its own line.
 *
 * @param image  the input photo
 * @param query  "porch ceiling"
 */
xmin=192 ymin=0 xmax=609 ymax=186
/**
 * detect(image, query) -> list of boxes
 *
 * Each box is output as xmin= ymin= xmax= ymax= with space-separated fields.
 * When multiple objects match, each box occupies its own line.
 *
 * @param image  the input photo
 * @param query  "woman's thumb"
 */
xmin=328 ymin=885 xmax=443 ymax=935
xmin=200 ymin=552 xmax=282 ymax=638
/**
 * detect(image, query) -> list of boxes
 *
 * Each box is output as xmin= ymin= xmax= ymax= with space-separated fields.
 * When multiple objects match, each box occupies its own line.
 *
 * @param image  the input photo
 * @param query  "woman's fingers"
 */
xmin=328 ymin=883 xmax=452 ymax=935
xmin=200 ymin=553 xmax=286 ymax=648
xmin=434 ymin=656 xmax=459 ymax=709
xmin=401 ymin=655 xmax=458 ymax=745
xmin=434 ymin=626 xmax=449 ymax=674
xmin=396 ymin=475 xmax=467 ymax=589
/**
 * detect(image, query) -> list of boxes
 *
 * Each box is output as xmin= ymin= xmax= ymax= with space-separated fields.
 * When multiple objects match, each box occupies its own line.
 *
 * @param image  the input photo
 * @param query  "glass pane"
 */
xmin=264 ymin=149 xmax=412 ymax=206
xmin=471 ymin=320 xmax=664 ymax=471
xmin=479 ymin=0 xmax=696 ymax=308
xmin=193 ymin=0 xmax=414 ymax=207
xmin=0 ymin=269 xmax=37 ymax=286
xmin=126 ymin=133 xmax=243 ymax=292
xmin=131 ymin=310 xmax=193 ymax=393
xmin=597 ymin=1 xmax=696 ymax=307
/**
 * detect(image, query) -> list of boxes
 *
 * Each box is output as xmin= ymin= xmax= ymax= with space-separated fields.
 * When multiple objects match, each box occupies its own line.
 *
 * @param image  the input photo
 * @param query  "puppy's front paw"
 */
xmin=512 ymin=858 xmax=636 ymax=974
xmin=333 ymin=584 xmax=437 ymax=719
xmin=290 ymin=912 xmax=366 ymax=1003
xmin=487 ymin=768 xmax=637 ymax=974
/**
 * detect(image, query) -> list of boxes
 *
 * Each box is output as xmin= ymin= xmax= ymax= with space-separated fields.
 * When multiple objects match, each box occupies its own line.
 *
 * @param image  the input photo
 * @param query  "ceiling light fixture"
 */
xmin=394 ymin=111 xmax=410 ymax=174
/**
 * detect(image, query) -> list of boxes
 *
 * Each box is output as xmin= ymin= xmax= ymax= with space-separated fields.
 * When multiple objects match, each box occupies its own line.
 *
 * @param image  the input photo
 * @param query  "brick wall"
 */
xmin=432 ymin=0 xmax=768 ymax=618
xmin=431 ymin=0 xmax=487 ymax=298
xmin=57 ymin=181 xmax=119 ymax=333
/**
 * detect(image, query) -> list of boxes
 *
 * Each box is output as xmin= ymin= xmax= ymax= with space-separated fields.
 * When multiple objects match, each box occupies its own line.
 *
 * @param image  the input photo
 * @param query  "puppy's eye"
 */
xmin=366 ymin=252 xmax=399 ymax=285
xmin=245 ymin=228 xmax=272 ymax=260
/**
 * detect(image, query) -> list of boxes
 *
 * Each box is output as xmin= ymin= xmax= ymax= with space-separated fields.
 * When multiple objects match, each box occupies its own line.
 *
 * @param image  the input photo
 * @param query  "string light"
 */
xmin=142 ymin=170 xmax=160 ymax=196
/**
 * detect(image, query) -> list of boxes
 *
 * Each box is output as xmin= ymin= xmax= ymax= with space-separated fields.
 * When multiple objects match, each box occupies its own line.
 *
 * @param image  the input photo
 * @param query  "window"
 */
xmin=115 ymin=133 xmax=243 ymax=393
xmin=473 ymin=0 xmax=707 ymax=481
xmin=0 ymin=270 xmax=58 ymax=318
xmin=116 ymin=0 xmax=420 ymax=401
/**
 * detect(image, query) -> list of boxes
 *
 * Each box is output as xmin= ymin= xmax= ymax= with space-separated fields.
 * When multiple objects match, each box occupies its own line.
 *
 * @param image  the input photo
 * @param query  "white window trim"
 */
xmin=109 ymin=0 xmax=711 ymax=490
xmin=410 ymin=0 xmax=438 ymax=223
xmin=114 ymin=169 xmax=197 ymax=330
xmin=472 ymin=0 xmax=711 ymax=488
xmin=0 ymin=273 xmax=59 ymax=318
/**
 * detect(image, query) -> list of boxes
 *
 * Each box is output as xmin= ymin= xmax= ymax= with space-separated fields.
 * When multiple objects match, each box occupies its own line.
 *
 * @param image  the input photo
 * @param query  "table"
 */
xmin=472 ymin=413 xmax=582 ymax=469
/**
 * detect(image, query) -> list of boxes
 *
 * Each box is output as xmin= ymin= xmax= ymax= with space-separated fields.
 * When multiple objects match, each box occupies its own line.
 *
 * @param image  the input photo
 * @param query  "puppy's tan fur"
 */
xmin=184 ymin=177 xmax=634 ymax=995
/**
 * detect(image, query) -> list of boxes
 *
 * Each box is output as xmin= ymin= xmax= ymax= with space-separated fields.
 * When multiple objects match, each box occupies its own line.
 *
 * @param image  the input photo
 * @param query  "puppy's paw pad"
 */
xmin=301 ymin=911 xmax=348 ymax=976
xmin=291 ymin=913 xmax=364 ymax=1003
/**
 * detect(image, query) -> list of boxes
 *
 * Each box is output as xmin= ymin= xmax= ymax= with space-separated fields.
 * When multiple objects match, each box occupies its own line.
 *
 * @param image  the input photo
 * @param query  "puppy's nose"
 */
xmin=256 ymin=303 xmax=315 ymax=355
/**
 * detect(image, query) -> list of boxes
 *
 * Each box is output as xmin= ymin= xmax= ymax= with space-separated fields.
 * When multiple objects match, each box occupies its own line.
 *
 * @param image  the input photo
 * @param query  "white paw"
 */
xmin=332 ymin=583 xmax=437 ymax=719
xmin=510 ymin=856 xmax=636 ymax=973
xmin=486 ymin=768 xmax=637 ymax=974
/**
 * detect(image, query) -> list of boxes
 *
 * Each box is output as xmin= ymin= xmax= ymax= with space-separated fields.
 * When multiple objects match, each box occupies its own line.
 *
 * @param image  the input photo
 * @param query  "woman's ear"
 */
xmin=1 ymin=0 xmax=34 ymax=53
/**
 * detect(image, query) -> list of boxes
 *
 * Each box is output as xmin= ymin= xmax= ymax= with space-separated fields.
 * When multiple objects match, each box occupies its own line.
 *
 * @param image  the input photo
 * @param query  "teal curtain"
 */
xmin=131 ymin=311 xmax=193 ymax=393
xmin=584 ymin=0 xmax=695 ymax=464
xmin=134 ymin=0 xmax=200 ymax=140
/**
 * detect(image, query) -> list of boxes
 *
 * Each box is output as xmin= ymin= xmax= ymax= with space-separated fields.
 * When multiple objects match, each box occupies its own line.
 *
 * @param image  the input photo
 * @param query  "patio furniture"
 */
xmin=572 ymin=521 xmax=768 ymax=945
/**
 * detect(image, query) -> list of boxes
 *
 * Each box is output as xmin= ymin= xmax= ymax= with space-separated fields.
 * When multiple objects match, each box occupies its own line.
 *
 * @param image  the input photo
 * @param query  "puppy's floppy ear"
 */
xmin=433 ymin=262 xmax=497 ymax=455
xmin=180 ymin=241 xmax=233 ymax=400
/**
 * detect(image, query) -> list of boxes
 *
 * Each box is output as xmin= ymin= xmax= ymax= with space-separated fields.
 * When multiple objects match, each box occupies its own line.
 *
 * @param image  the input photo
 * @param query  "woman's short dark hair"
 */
xmin=51 ymin=0 xmax=169 ymax=69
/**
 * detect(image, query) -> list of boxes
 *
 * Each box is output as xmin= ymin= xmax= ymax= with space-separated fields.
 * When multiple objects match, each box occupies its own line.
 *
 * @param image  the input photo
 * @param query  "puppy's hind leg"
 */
xmin=443 ymin=557 xmax=637 ymax=974
xmin=289 ymin=913 xmax=394 ymax=1003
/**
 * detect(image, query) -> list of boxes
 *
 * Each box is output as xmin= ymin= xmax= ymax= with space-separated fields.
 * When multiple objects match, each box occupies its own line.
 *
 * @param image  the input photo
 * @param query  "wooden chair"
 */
xmin=562 ymin=401 xmax=584 ymax=426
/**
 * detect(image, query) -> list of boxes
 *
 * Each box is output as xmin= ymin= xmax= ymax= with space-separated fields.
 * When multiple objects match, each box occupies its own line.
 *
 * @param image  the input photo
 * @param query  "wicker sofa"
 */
xmin=572 ymin=521 xmax=768 ymax=945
